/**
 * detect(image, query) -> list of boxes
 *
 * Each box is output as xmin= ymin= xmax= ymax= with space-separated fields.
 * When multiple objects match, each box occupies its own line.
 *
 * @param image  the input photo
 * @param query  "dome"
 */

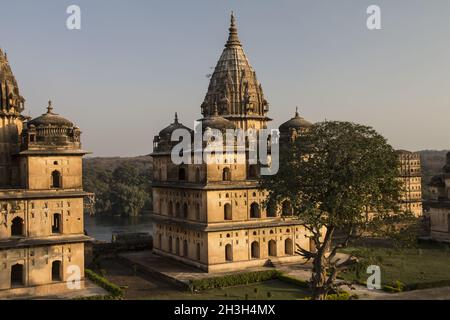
xmin=279 ymin=108 xmax=312 ymax=132
xmin=159 ymin=113 xmax=192 ymax=137
xmin=28 ymin=101 xmax=73 ymax=127
xmin=199 ymin=104 xmax=236 ymax=132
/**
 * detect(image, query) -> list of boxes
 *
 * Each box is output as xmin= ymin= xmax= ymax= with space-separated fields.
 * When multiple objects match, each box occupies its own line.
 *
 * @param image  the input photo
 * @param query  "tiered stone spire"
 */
xmin=201 ymin=13 xmax=270 ymax=129
xmin=0 ymin=47 xmax=25 ymax=113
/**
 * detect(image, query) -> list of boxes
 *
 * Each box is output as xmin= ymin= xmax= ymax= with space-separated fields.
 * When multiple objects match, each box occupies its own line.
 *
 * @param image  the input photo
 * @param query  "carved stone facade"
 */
xmin=150 ymin=14 xmax=311 ymax=273
xmin=0 ymin=48 xmax=90 ymax=298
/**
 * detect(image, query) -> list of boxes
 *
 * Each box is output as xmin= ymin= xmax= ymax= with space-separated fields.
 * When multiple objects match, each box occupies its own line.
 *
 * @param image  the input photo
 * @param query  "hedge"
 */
xmin=189 ymin=270 xmax=282 ymax=291
xmin=277 ymin=274 xmax=309 ymax=288
xmin=85 ymin=269 xmax=123 ymax=298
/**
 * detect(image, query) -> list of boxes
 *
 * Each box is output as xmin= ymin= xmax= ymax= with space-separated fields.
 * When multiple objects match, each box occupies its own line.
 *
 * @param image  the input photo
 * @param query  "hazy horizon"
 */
xmin=1 ymin=0 xmax=450 ymax=157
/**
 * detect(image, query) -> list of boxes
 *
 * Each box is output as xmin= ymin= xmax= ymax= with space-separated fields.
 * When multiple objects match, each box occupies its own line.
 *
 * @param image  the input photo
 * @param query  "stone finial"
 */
xmin=295 ymin=107 xmax=299 ymax=117
xmin=174 ymin=112 xmax=179 ymax=124
xmin=47 ymin=100 xmax=54 ymax=114
xmin=226 ymin=11 xmax=241 ymax=48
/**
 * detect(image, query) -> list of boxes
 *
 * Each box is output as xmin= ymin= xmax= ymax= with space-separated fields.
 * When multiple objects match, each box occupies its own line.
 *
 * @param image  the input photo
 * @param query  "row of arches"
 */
xmin=224 ymin=238 xmax=294 ymax=262
xmin=10 ymin=260 xmax=62 ymax=287
xmin=10 ymin=214 xmax=62 ymax=237
xmin=166 ymin=201 xmax=201 ymax=220
xmin=162 ymin=235 xmax=202 ymax=261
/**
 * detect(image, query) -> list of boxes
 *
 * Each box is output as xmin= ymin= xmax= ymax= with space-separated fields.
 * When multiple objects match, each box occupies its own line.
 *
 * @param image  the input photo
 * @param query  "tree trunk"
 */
xmin=310 ymin=226 xmax=334 ymax=300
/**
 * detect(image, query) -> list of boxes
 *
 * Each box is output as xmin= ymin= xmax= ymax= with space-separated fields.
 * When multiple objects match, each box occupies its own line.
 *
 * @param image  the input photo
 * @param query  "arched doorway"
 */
xmin=11 ymin=264 xmax=24 ymax=287
xmin=175 ymin=238 xmax=180 ymax=255
xmin=183 ymin=240 xmax=188 ymax=258
xmin=225 ymin=244 xmax=233 ymax=261
xmin=251 ymin=241 xmax=260 ymax=259
xmin=11 ymin=217 xmax=24 ymax=236
xmin=224 ymin=203 xmax=232 ymax=220
xmin=168 ymin=236 xmax=173 ymax=252
xmin=168 ymin=201 xmax=173 ymax=216
xmin=175 ymin=202 xmax=181 ymax=217
xmin=222 ymin=167 xmax=231 ymax=181
xmin=250 ymin=202 xmax=260 ymax=218
xmin=52 ymin=260 xmax=62 ymax=281
xmin=51 ymin=170 xmax=61 ymax=188
xmin=158 ymin=233 xmax=162 ymax=249
xmin=196 ymin=243 xmax=201 ymax=260
xmin=52 ymin=213 xmax=61 ymax=233
xmin=183 ymin=203 xmax=188 ymax=219
xmin=268 ymin=240 xmax=277 ymax=256
xmin=285 ymin=238 xmax=293 ymax=255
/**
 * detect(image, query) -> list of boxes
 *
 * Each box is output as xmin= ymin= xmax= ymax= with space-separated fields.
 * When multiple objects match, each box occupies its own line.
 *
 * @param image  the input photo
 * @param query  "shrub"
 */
xmin=325 ymin=292 xmax=355 ymax=300
xmin=85 ymin=269 xmax=123 ymax=297
xmin=189 ymin=270 xmax=281 ymax=291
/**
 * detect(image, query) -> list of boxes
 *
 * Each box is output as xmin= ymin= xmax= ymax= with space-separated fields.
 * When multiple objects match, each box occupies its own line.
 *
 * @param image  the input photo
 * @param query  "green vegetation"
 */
xmin=148 ymin=279 xmax=310 ymax=300
xmin=189 ymin=270 xmax=282 ymax=291
xmin=340 ymin=243 xmax=450 ymax=292
xmin=261 ymin=121 xmax=412 ymax=299
xmin=83 ymin=156 xmax=152 ymax=216
xmin=85 ymin=269 xmax=123 ymax=298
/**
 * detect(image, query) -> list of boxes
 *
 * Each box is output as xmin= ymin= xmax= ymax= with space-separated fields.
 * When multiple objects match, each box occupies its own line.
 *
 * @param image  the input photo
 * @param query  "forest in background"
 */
xmin=83 ymin=156 xmax=153 ymax=216
xmin=81 ymin=150 xmax=448 ymax=216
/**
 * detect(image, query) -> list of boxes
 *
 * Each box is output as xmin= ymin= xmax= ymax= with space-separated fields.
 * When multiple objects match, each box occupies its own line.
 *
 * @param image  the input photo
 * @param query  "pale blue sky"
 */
xmin=0 ymin=0 xmax=449 ymax=156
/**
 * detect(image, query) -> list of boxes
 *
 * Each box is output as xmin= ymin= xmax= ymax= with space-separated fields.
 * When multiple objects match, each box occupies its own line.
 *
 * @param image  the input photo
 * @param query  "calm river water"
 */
xmin=84 ymin=213 xmax=154 ymax=242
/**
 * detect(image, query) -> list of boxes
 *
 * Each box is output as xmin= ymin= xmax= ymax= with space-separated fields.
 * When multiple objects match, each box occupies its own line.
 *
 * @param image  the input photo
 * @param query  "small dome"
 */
xmin=28 ymin=101 xmax=73 ymax=127
xmin=199 ymin=103 xmax=236 ymax=132
xmin=159 ymin=113 xmax=192 ymax=137
xmin=279 ymin=108 xmax=312 ymax=132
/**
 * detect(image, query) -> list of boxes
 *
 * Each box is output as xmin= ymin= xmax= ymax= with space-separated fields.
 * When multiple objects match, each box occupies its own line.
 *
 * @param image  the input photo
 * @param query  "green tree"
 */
xmin=111 ymin=183 xmax=148 ymax=217
xmin=260 ymin=121 xmax=413 ymax=300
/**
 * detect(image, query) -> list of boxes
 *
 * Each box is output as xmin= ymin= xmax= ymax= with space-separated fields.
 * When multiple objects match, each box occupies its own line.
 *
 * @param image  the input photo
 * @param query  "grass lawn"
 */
xmin=339 ymin=242 xmax=450 ymax=290
xmin=143 ymin=279 xmax=309 ymax=300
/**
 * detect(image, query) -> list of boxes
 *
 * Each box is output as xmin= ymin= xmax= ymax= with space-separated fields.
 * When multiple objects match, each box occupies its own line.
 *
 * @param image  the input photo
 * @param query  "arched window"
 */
xmin=183 ymin=240 xmax=188 ymax=257
xmin=52 ymin=213 xmax=62 ymax=234
xmin=196 ymin=243 xmax=201 ymax=261
xmin=175 ymin=238 xmax=180 ymax=255
xmin=222 ymin=167 xmax=231 ymax=181
xmin=168 ymin=201 xmax=173 ymax=216
xmin=51 ymin=170 xmax=61 ymax=188
xmin=52 ymin=260 xmax=62 ymax=281
xmin=158 ymin=233 xmax=162 ymax=249
xmin=168 ymin=236 xmax=173 ymax=253
xmin=268 ymin=240 xmax=277 ymax=256
xmin=11 ymin=217 xmax=24 ymax=236
xmin=195 ymin=203 xmax=200 ymax=220
xmin=224 ymin=203 xmax=232 ymax=220
xmin=11 ymin=263 xmax=24 ymax=287
xmin=183 ymin=203 xmax=188 ymax=219
xmin=225 ymin=244 xmax=233 ymax=262
xmin=251 ymin=241 xmax=260 ymax=259
xmin=285 ymin=238 xmax=293 ymax=255
xmin=250 ymin=202 xmax=260 ymax=218
xmin=267 ymin=200 xmax=277 ymax=217
xmin=178 ymin=167 xmax=186 ymax=181
xmin=282 ymin=200 xmax=293 ymax=216
xmin=195 ymin=168 xmax=201 ymax=183
xmin=175 ymin=202 xmax=181 ymax=218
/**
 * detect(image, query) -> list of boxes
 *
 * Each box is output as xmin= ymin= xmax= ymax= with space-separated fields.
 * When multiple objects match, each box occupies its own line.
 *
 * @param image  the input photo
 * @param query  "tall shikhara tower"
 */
xmin=151 ymin=14 xmax=309 ymax=272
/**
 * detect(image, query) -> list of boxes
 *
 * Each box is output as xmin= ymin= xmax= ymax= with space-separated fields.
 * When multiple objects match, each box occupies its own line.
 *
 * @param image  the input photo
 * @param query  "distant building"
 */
xmin=150 ymin=14 xmax=312 ymax=272
xmin=425 ymin=152 xmax=450 ymax=242
xmin=396 ymin=150 xmax=423 ymax=217
xmin=0 ymin=49 xmax=90 ymax=298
